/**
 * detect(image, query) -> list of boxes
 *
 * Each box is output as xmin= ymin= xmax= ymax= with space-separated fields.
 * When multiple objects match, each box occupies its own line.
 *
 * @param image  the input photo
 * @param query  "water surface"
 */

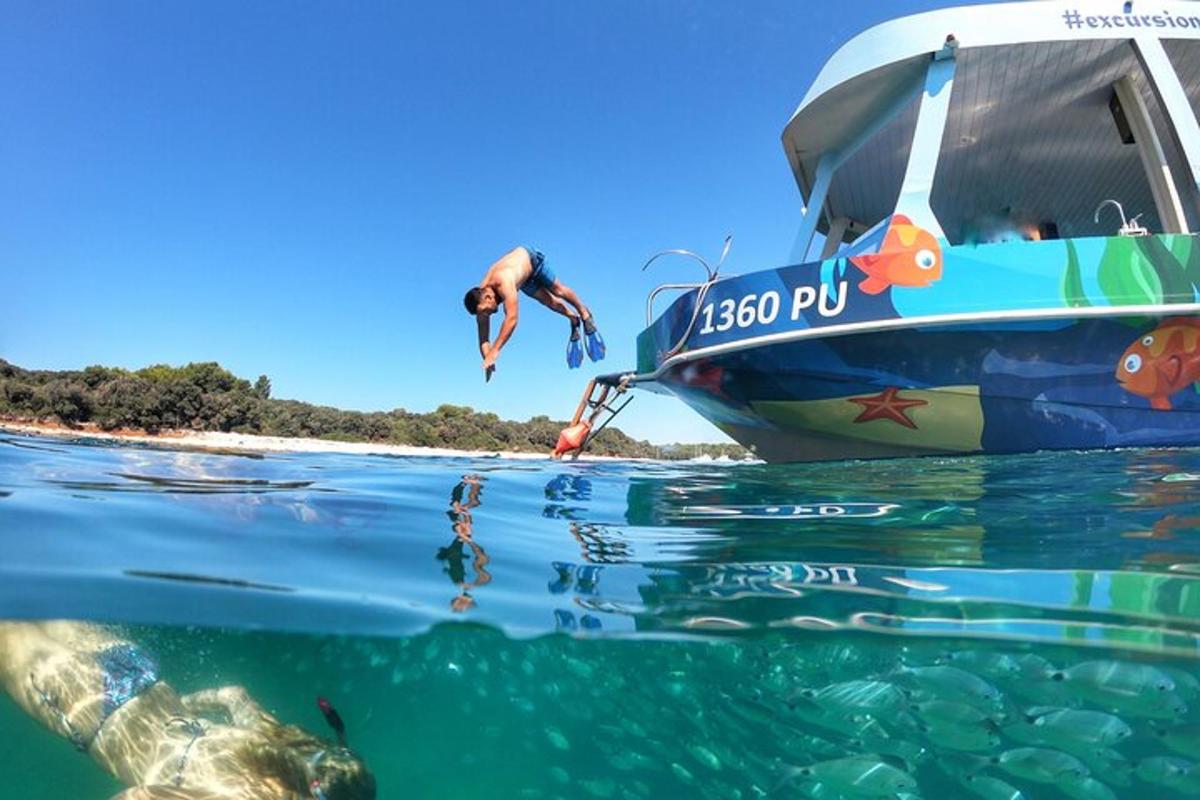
xmin=2 ymin=434 xmax=1200 ymax=798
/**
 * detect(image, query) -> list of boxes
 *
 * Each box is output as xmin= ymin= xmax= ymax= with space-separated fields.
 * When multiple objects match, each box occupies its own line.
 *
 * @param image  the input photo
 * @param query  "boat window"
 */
xmin=930 ymin=39 xmax=1199 ymax=244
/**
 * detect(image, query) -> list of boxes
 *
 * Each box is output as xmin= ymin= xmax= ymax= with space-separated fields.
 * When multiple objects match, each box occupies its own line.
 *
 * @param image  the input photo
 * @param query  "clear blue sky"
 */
xmin=2 ymin=0 xmax=982 ymax=444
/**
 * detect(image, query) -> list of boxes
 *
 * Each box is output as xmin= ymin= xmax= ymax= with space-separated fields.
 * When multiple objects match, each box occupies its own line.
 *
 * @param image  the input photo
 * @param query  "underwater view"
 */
xmin=3 ymin=434 xmax=1200 ymax=799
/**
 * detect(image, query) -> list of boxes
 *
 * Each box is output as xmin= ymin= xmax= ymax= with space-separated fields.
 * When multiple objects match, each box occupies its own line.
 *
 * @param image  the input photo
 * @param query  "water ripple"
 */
xmin=1 ymin=434 xmax=1199 ymax=653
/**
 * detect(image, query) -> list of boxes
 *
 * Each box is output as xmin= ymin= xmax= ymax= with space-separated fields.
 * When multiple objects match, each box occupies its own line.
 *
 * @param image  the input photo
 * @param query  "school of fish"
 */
xmin=371 ymin=626 xmax=1200 ymax=800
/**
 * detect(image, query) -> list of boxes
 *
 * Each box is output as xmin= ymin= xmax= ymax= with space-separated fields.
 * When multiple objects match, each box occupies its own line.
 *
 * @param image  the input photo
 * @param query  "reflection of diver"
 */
xmin=0 ymin=620 xmax=375 ymax=799
xmin=438 ymin=475 xmax=492 ymax=612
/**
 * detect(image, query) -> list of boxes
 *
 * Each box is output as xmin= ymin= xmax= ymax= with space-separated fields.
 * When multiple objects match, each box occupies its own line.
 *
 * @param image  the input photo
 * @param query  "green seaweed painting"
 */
xmin=1062 ymin=234 xmax=1200 ymax=309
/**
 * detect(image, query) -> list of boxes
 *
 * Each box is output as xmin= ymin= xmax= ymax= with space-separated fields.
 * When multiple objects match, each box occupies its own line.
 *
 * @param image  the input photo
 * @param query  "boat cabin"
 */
xmin=786 ymin=0 xmax=1200 ymax=259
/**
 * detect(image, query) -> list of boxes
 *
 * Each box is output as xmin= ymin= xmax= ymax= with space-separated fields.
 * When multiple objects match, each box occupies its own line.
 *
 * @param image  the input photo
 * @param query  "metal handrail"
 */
xmin=645 ymin=282 xmax=707 ymax=326
xmin=642 ymin=236 xmax=732 ymax=323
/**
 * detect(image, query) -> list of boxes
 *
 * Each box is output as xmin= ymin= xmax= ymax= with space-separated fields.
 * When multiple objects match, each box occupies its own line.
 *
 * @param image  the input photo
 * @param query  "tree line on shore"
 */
xmin=0 ymin=360 xmax=750 ymax=459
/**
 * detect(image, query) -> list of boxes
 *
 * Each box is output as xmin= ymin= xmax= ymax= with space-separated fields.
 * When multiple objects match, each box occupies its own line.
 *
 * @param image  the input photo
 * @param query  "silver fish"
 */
xmin=1052 ymin=663 xmax=1185 ymax=717
xmin=911 ymin=700 xmax=993 ymax=728
xmin=1001 ymin=720 xmax=1048 ymax=748
xmin=1003 ymin=674 xmax=1082 ymax=709
xmin=606 ymin=751 xmax=654 ymax=772
xmin=580 ymin=778 xmax=616 ymax=798
xmin=796 ymin=680 xmax=909 ymax=715
xmin=851 ymin=728 xmax=931 ymax=766
xmin=1154 ymin=724 xmax=1200 ymax=760
xmin=789 ymin=755 xmax=917 ymax=798
xmin=775 ymin=732 xmax=844 ymax=762
xmin=994 ymin=747 xmax=1089 ymax=783
xmin=937 ymin=725 xmax=1000 ymax=752
xmin=958 ymin=773 xmax=1026 ymax=800
xmin=940 ymin=650 xmax=1021 ymax=679
xmin=896 ymin=665 xmax=1003 ymax=711
xmin=687 ymin=744 xmax=722 ymax=772
xmin=1162 ymin=666 xmax=1200 ymax=698
xmin=787 ymin=702 xmax=881 ymax=739
xmin=1059 ymin=776 xmax=1118 ymax=800
xmin=1136 ymin=756 xmax=1197 ymax=790
xmin=1013 ymin=653 xmax=1056 ymax=679
xmin=544 ymin=727 xmax=570 ymax=751
xmin=670 ymin=762 xmax=696 ymax=785
xmin=1026 ymin=708 xmax=1132 ymax=747
xmin=1073 ymin=747 xmax=1133 ymax=787
xmin=1052 ymin=660 xmax=1175 ymax=698
xmin=934 ymin=753 xmax=992 ymax=781
xmin=1117 ymin=689 xmax=1188 ymax=719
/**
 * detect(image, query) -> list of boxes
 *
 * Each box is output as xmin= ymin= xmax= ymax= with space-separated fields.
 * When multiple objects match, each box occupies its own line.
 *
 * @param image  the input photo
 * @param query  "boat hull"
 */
xmin=639 ymin=235 xmax=1200 ymax=462
xmin=660 ymin=317 xmax=1200 ymax=462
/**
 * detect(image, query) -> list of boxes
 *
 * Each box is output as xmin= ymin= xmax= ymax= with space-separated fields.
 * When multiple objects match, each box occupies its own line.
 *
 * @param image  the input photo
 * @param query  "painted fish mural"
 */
xmin=849 ymin=214 xmax=943 ymax=295
xmin=1116 ymin=317 xmax=1200 ymax=410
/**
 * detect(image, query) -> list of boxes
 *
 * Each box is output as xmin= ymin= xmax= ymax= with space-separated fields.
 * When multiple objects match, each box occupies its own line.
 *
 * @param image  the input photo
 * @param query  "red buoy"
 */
xmin=553 ymin=421 xmax=592 ymax=458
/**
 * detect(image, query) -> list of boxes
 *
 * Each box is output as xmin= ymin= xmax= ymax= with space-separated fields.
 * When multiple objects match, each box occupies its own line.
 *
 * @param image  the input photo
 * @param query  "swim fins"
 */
xmin=567 ymin=323 xmax=584 ymax=369
xmin=548 ymin=562 xmax=575 ymax=594
xmin=583 ymin=315 xmax=606 ymax=362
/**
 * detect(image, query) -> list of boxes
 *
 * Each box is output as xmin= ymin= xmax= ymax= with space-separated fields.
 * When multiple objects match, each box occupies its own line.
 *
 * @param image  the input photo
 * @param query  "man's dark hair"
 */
xmin=463 ymin=287 xmax=482 ymax=315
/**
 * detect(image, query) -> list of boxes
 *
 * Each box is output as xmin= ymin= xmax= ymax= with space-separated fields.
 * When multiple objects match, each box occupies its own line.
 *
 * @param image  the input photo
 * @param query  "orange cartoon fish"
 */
xmin=848 ymin=214 xmax=943 ymax=295
xmin=1116 ymin=317 xmax=1200 ymax=410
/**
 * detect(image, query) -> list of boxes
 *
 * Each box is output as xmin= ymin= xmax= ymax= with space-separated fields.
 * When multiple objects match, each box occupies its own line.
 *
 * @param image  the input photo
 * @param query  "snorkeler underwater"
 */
xmin=0 ymin=621 xmax=376 ymax=799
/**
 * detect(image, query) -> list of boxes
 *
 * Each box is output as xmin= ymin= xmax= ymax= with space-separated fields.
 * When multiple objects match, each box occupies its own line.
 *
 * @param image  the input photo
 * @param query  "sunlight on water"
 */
xmin=2 ymin=434 xmax=1200 ymax=798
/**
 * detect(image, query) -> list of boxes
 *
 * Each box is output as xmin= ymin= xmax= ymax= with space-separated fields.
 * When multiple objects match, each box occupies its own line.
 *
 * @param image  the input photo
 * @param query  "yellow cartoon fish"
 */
xmin=849 ymin=214 xmax=943 ymax=295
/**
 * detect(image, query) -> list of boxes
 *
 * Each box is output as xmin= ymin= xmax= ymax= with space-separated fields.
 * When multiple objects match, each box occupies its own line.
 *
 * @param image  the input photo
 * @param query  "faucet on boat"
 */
xmin=1094 ymin=199 xmax=1149 ymax=237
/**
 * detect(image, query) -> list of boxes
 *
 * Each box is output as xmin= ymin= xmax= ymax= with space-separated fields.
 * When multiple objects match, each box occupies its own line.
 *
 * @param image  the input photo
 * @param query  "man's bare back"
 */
xmin=462 ymin=245 xmax=604 ymax=381
xmin=479 ymin=247 xmax=534 ymax=300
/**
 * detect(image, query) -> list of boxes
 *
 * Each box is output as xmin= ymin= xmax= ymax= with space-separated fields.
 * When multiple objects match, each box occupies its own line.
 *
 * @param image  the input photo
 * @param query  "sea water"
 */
xmin=2 ymin=434 xmax=1200 ymax=799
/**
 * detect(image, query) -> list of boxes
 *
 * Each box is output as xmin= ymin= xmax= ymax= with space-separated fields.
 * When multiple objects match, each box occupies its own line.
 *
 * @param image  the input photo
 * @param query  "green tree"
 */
xmin=0 ymin=359 xmax=748 ymax=459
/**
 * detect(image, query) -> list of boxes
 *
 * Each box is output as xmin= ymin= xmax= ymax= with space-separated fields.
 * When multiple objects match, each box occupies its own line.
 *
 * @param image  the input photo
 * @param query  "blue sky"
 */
xmin=3 ymin=0 xmax=977 ymax=444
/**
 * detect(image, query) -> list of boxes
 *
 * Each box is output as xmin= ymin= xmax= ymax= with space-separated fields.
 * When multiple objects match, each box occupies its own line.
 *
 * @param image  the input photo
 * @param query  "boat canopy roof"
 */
xmin=784 ymin=0 xmax=1200 ymax=249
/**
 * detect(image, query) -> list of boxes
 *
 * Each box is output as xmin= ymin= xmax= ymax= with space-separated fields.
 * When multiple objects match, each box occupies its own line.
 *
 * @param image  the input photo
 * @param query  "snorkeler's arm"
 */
xmin=180 ymin=686 xmax=274 ymax=730
xmin=109 ymin=787 xmax=209 ymax=799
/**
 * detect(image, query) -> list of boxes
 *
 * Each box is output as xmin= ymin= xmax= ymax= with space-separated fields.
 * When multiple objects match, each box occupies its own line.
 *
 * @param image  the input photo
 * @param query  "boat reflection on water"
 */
xmin=527 ymin=452 xmax=1200 ymax=655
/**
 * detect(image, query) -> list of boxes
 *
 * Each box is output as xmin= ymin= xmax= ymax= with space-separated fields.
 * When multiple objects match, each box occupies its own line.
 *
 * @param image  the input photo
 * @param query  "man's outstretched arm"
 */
xmin=476 ymin=314 xmax=492 ymax=358
xmin=476 ymin=314 xmax=496 ymax=382
xmin=483 ymin=294 xmax=519 ymax=370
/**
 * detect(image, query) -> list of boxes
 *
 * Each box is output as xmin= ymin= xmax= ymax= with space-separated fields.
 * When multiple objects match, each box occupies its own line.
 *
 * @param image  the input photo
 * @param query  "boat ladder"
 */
xmin=553 ymin=374 xmax=636 ymax=459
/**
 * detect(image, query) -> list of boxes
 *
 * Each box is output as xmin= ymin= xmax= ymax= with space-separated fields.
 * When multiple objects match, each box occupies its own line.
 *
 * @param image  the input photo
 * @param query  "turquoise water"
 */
xmin=2 ymin=434 xmax=1200 ymax=798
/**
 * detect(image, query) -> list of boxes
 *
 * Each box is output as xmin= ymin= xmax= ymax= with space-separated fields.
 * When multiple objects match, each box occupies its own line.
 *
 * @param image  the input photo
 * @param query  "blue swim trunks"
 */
xmin=519 ymin=245 xmax=557 ymax=298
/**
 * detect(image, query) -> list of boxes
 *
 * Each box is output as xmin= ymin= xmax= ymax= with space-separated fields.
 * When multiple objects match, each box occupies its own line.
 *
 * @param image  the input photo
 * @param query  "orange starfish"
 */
xmin=847 ymin=387 xmax=928 ymax=429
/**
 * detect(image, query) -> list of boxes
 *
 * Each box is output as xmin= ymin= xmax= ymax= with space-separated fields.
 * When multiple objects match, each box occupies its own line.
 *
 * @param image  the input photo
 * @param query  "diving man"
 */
xmin=463 ymin=246 xmax=604 ymax=381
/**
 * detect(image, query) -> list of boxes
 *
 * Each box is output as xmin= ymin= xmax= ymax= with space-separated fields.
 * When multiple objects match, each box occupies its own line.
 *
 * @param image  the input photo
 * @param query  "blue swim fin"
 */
xmin=567 ymin=325 xmax=583 ymax=369
xmin=583 ymin=316 xmax=606 ymax=362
